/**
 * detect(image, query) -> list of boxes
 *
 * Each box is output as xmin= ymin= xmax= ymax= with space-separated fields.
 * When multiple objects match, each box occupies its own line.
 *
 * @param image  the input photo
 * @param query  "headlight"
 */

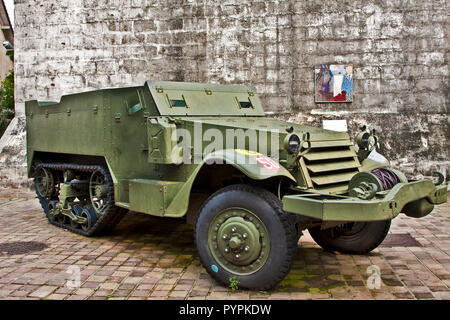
xmin=355 ymin=126 xmax=380 ymax=162
xmin=356 ymin=127 xmax=378 ymax=151
xmin=284 ymin=133 xmax=301 ymax=154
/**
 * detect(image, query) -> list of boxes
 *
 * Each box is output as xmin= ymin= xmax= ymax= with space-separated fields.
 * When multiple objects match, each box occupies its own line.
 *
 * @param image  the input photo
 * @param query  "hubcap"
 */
xmin=209 ymin=208 xmax=270 ymax=275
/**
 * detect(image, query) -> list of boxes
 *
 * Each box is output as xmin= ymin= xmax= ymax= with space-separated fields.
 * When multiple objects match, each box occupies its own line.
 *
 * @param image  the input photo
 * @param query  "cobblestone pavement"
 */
xmin=0 ymin=187 xmax=448 ymax=300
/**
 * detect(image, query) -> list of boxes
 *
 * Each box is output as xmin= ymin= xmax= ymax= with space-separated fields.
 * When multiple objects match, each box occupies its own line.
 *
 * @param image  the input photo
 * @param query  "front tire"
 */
xmin=308 ymin=220 xmax=391 ymax=255
xmin=194 ymin=184 xmax=298 ymax=291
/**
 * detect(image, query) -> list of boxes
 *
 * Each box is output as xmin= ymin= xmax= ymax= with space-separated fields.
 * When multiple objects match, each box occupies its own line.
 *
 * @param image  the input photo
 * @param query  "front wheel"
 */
xmin=308 ymin=220 xmax=391 ymax=255
xmin=194 ymin=184 xmax=298 ymax=291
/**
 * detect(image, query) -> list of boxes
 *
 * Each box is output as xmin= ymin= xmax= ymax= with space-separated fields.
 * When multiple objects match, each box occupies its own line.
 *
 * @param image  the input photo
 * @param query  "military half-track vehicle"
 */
xmin=25 ymin=81 xmax=447 ymax=290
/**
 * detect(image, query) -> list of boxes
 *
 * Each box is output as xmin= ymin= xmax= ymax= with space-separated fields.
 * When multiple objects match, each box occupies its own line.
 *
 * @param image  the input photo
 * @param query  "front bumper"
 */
xmin=282 ymin=180 xmax=447 ymax=222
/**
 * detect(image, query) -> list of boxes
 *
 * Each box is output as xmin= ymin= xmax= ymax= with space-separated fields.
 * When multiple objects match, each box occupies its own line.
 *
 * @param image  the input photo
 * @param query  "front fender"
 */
xmin=203 ymin=149 xmax=296 ymax=182
xmin=165 ymin=149 xmax=296 ymax=217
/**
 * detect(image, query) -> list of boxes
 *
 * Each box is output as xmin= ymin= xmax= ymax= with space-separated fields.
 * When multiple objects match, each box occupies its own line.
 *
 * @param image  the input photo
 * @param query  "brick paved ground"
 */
xmin=0 ymin=187 xmax=448 ymax=300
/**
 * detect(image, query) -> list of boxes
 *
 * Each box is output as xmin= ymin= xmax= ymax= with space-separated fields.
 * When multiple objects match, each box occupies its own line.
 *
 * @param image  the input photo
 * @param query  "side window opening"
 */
xmin=169 ymin=99 xmax=187 ymax=107
xmin=235 ymin=97 xmax=253 ymax=109
xmin=166 ymin=93 xmax=188 ymax=108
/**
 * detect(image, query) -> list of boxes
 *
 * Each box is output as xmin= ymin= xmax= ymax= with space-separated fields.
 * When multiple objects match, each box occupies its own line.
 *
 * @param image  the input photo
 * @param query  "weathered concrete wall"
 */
xmin=1 ymin=0 xmax=448 ymax=186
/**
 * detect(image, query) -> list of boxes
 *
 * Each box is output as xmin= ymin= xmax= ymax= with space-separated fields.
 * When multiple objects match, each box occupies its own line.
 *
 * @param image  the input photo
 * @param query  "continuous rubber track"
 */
xmin=35 ymin=163 xmax=127 ymax=237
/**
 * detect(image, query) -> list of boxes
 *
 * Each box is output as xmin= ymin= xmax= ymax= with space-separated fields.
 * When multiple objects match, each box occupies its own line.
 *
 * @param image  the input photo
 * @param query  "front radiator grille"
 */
xmin=300 ymin=140 xmax=361 ymax=193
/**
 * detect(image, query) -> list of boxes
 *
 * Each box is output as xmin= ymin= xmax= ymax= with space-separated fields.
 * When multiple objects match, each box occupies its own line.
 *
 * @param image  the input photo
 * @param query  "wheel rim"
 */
xmin=89 ymin=171 xmax=108 ymax=215
xmin=208 ymin=208 xmax=270 ymax=276
xmin=35 ymin=167 xmax=54 ymax=198
xmin=80 ymin=207 xmax=97 ymax=232
xmin=80 ymin=210 xmax=90 ymax=232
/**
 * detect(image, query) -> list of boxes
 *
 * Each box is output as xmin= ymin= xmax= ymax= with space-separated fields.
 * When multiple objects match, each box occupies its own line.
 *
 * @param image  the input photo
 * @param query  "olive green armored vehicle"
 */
xmin=25 ymin=81 xmax=447 ymax=290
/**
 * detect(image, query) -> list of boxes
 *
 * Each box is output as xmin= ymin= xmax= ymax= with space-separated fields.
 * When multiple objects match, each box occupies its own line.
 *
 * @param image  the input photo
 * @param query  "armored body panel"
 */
xmin=26 ymin=81 xmax=361 ymax=216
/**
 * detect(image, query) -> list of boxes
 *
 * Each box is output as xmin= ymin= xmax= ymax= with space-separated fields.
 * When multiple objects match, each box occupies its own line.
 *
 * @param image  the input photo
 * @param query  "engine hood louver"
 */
xmin=300 ymin=139 xmax=361 ymax=193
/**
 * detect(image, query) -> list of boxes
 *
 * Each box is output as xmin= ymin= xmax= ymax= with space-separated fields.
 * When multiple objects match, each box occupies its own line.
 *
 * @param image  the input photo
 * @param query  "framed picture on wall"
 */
xmin=315 ymin=64 xmax=353 ymax=103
